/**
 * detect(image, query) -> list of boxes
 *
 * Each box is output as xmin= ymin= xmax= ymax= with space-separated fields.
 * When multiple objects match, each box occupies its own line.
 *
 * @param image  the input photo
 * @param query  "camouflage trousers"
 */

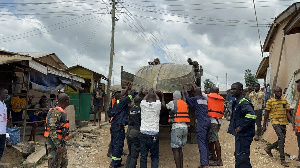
xmin=46 ymin=141 xmax=68 ymax=168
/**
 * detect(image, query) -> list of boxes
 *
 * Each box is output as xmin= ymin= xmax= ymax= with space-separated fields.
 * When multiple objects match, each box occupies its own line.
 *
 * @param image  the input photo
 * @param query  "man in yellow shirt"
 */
xmin=263 ymin=86 xmax=295 ymax=167
xmin=11 ymin=90 xmax=27 ymax=125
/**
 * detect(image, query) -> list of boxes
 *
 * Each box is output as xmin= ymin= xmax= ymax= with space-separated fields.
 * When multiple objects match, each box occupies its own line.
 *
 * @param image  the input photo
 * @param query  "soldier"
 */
xmin=187 ymin=58 xmax=201 ymax=87
xmin=44 ymin=93 xmax=70 ymax=168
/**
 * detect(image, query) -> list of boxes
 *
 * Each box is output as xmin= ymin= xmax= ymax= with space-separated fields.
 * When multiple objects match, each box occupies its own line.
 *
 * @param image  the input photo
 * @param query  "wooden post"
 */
xmin=273 ymin=36 xmax=285 ymax=92
xmin=23 ymin=68 xmax=30 ymax=142
xmin=104 ymin=0 xmax=116 ymax=122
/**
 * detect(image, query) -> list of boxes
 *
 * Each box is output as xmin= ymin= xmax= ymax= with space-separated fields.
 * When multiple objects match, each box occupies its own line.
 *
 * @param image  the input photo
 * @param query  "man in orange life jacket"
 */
xmin=44 ymin=93 xmax=70 ymax=168
xmin=207 ymin=87 xmax=224 ymax=166
xmin=294 ymin=79 xmax=300 ymax=162
xmin=165 ymin=90 xmax=190 ymax=168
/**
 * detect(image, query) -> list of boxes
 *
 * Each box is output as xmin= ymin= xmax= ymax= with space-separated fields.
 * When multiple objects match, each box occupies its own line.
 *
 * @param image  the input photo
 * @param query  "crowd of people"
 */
xmin=0 ymin=64 xmax=300 ymax=168
xmin=0 ymin=89 xmax=68 ymax=167
xmin=107 ymin=82 xmax=245 ymax=168
xmin=105 ymin=78 xmax=300 ymax=168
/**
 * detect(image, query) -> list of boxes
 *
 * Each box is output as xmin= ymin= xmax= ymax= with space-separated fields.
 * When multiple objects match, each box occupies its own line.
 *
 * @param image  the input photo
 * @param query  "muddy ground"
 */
xmin=3 ymin=112 xmax=300 ymax=168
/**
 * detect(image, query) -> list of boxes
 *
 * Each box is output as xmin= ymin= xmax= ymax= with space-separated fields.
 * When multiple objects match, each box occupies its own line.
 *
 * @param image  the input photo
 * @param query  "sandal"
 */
xmin=209 ymin=161 xmax=223 ymax=166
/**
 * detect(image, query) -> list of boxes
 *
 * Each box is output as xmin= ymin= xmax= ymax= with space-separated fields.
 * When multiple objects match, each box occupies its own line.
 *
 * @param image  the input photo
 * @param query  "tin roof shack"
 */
xmin=19 ymin=52 xmax=68 ymax=70
xmin=0 ymin=50 xmax=85 ymax=141
xmin=66 ymin=65 xmax=108 ymax=121
xmin=67 ymin=65 xmax=107 ymax=93
xmin=256 ymin=2 xmax=300 ymax=157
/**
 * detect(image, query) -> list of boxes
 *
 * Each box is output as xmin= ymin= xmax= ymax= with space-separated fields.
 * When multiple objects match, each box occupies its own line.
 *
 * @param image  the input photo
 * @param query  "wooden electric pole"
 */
xmin=104 ymin=0 xmax=116 ymax=122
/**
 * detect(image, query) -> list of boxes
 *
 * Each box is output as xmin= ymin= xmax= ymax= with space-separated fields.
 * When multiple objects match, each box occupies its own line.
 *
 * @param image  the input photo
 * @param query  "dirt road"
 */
xmin=36 ymin=116 xmax=300 ymax=168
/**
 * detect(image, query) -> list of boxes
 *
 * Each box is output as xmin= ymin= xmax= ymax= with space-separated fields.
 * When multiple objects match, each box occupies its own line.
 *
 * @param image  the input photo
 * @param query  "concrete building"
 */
xmin=256 ymin=2 xmax=300 ymax=157
xmin=257 ymin=2 xmax=300 ymax=99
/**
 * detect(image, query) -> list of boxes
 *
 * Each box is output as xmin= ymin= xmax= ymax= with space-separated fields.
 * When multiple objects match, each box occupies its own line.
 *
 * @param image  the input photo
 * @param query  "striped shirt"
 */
xmin=265 ymin=97 xmax=289 ymax=125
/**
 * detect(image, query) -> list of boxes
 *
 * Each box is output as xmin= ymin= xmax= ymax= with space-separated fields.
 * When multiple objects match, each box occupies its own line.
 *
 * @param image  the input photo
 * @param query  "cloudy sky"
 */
xmin=0 ymin=0 xmax=295 ymax=90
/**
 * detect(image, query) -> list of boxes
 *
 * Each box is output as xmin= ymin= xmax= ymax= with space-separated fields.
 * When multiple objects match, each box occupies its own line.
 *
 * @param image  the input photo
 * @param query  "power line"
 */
xmin=123 ymin=2 xmax=272 ymax=27
xmin=252 ymin=0 xmax=264 ymax=57
xmin=0 ymin=14 xmax=103 ymax=43
xmin=77 ymin=7 xmax=108 ymax=63
xmin=126 ymin=12 xmax=270 ymax=28
xmin=116 ymin=0 xmax=181 ymax=63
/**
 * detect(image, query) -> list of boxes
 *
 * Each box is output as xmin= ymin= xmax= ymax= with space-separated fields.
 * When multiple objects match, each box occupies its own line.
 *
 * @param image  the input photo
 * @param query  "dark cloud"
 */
xmin=0 ymin=0 xmax=292 ymax=90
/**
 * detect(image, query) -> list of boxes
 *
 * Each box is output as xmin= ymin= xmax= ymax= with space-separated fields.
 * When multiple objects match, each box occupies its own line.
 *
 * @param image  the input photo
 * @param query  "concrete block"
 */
xmin=78 ymin=121 xmax=89 ymax=128
xmin=65 ymin=105 xmax=76 ymax=131
xmin=23 ymin=147 xmax=46 ymax=166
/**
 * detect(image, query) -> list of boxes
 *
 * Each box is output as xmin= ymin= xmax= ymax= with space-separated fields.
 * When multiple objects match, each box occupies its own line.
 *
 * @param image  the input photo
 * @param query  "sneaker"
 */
xmin=281 ymin=161 xmax=289 ymax=167
xmin=264 ymin=147 xmax=273 ymax=157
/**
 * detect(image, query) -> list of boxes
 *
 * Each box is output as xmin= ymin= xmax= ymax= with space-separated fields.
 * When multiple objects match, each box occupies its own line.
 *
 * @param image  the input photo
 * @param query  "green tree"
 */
xmin=244 ymin=69 xmax=258 ymax=87
xmin=203 ymin=79 xmax=216 ymax=90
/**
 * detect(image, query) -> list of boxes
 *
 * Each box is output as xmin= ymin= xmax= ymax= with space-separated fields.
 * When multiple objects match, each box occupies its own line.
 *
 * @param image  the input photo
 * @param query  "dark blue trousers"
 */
xmin=125 ymin=129 xmax=140 ymax=168
xmin=140 ymin=135 xmax=159 ymax=168
xmin=196 ymin=123 xmax=210 ymax=167
xmin=235 ymin=136 xmax=252 ymax=168
xmin=0 ymin=134 xmax=5 ymax=162
xmin=110 ymin=124 xmax=125 ymax=168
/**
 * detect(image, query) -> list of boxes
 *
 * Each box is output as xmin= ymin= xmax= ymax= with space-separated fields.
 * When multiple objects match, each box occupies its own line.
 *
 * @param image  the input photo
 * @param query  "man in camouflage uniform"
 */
xmin=187 ymin=58 xmax=202 ymax=87
xmin=44 ymin=93 xmax=70 ymax=168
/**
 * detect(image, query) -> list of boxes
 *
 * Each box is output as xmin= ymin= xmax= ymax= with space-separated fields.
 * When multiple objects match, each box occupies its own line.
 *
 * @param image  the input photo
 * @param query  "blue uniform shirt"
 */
xmin=228 ymin=96 xmax=256 ymax=137
xmin=128 ymin=104 xmax=141 ymax=130
xmin=111 ymin=91 xmax=135 ymax=125
xmin=185 ymin=92 xmax=210 ymax=126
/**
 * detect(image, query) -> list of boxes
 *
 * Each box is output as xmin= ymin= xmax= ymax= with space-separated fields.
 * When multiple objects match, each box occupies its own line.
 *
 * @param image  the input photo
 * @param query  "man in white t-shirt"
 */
xmin=140 ymin=89 xmax=161 ymax=168
xmin=0 ymin=87 xmax=8 ymax=162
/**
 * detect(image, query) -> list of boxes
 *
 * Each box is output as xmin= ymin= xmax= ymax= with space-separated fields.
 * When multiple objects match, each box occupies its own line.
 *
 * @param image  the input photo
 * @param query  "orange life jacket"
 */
xmin=110 ymin=99 xmax=118 ymax=122
xmin=295 ymin=100 xmax=300 ymax=132
xmin=112 ymin=97 xmax=116 ymax=108
xmin=168 ymin=99 xmax=190 ymax=123
xmin=207 ymin=93 xmax=225 ymax=119
xmin=44 ymin=106 xmax=69 ymax=140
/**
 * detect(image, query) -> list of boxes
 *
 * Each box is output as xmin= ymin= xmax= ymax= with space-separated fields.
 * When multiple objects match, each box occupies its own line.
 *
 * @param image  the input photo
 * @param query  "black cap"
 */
xmin=296 ymin=79 xmax=300 ymax=83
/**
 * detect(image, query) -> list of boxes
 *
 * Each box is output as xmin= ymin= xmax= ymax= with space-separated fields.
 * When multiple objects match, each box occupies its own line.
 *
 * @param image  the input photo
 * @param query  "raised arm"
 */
xmin=154 ymin=90 xmax=160 ymax=100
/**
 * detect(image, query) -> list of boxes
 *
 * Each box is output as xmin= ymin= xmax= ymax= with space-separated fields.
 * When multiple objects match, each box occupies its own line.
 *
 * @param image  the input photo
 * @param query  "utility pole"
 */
xmin=226 ymin=73 xmax=228 ymax=90
xmin=104 ymin=0 xmax=116 ymax=122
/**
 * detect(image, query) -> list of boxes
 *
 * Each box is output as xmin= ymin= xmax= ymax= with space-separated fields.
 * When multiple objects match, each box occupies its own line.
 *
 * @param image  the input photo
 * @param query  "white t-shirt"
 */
xmin=166 ymin=100 xmax=188 ymax=130
xmin=140 ymin=100 xmax=161 ymax=133
xmin=0 ymin=101 xmax=7 ymax=135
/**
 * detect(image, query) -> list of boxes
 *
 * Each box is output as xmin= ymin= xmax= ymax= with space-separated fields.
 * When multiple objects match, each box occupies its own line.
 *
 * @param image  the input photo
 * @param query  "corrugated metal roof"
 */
xmin=18 ymin=52 xmax=68 ymax=70
xmin=263 ymin=2 xmax=300 ymax=52
xmin=0 ymin=55 xmax=31 ymax=65
xmin=67 ymin=65 xmax=108 ymax=80
xmin=256 ymin=56 xmax=269 ymax=79
xmin=18 ymin=52 xmax=53 ymax=58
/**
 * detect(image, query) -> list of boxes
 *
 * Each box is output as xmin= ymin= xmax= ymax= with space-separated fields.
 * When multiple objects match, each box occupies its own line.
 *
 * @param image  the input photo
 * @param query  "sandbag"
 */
xmin=6 ymin=126 xmax=20 ymax=145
